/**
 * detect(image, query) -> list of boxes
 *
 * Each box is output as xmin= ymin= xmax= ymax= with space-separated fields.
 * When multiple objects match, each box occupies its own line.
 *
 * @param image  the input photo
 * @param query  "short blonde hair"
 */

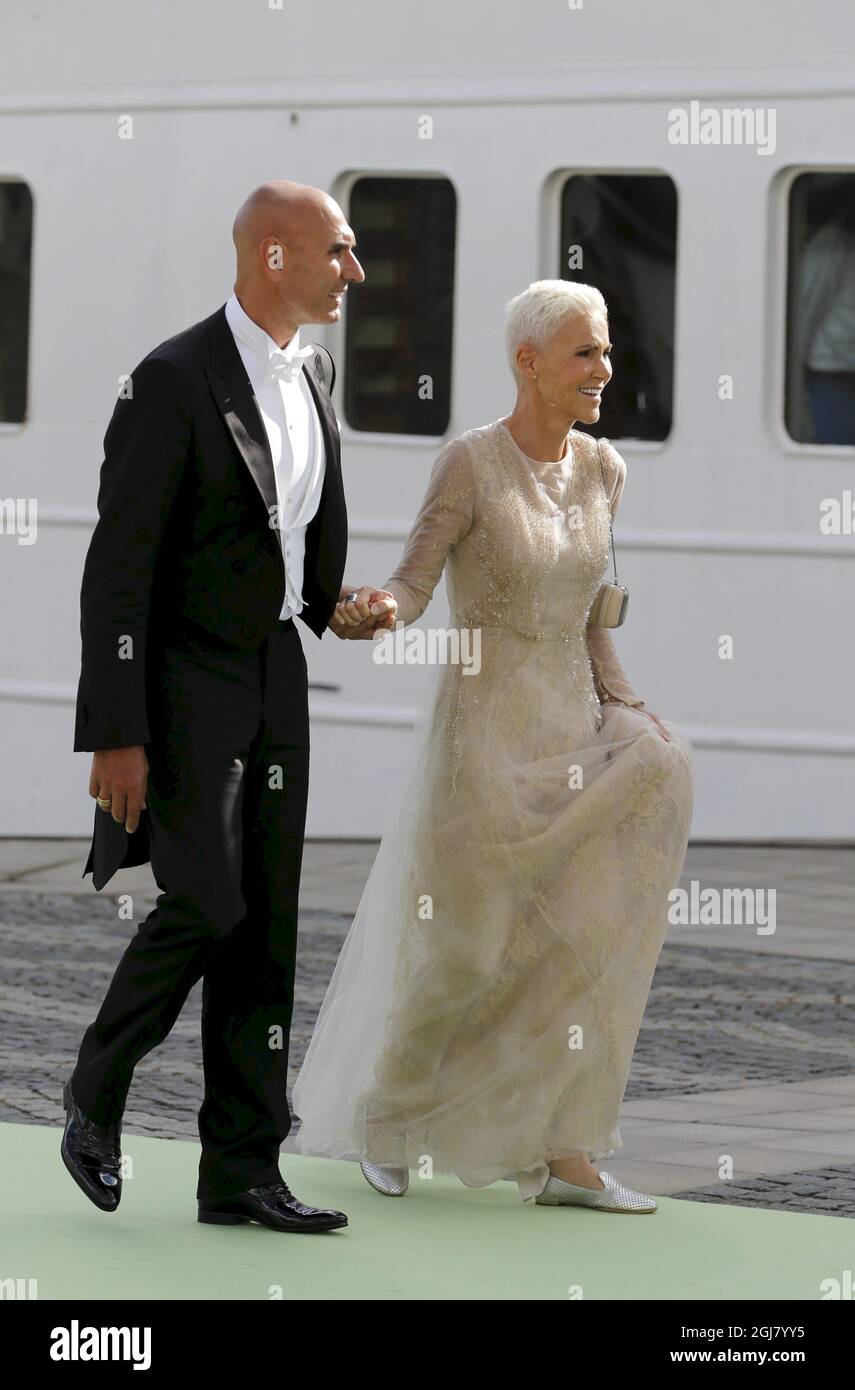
xmin=504 ymin=279 xmax=608 ymax=384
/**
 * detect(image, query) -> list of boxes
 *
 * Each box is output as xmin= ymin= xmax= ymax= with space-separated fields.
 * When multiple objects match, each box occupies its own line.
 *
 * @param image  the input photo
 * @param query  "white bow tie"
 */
xmin=269 ymin=344 xmax=314 ymax=383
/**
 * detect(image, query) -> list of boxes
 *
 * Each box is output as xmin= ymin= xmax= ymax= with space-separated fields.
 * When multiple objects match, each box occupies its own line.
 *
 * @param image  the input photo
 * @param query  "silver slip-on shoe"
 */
xmin=360 ymin=1161 xmax=409 ymax=1196
xmin=535 ymin=1170 xmax=657 ymax=1213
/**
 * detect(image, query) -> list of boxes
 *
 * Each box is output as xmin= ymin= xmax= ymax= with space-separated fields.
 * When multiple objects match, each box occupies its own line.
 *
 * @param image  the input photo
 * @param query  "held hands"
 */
xmin=89 ymin=746 xmax=149 ymax=833
xmin=329 ymin=585 xmax=398 ymax=640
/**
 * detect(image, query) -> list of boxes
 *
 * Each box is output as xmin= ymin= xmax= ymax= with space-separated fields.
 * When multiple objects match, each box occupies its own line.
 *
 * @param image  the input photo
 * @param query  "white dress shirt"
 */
xmin=224 ymin=291 xmax=326 ymax=621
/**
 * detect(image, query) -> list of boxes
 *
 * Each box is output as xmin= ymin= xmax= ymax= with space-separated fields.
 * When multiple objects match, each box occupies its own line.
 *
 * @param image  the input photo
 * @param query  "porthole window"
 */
xmin=344 ymin=176 xmax=456 ymax=435
xmin=0 ymin=180 xmax=34 ymax=424
xmin=786 ymin=171 xmax=855 ymax=446
xmin=558 ymin=173 xmax=677 ymax=442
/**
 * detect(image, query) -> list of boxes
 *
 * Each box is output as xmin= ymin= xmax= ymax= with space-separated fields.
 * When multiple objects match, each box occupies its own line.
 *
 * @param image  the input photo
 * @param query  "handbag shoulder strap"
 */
xmin=596 ymin=436 xmax=620 ymax=587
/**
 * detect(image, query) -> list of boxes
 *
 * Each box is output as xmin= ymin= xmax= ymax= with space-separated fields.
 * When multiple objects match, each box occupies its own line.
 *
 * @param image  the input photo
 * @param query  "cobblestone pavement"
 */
xmin=630 ymin=943 xmax=855 ymax=1094
xmin=2 ymin=884 xmax=854 ymax=1217
xmin=671 ymin=1166 xmax=855 ymax=1217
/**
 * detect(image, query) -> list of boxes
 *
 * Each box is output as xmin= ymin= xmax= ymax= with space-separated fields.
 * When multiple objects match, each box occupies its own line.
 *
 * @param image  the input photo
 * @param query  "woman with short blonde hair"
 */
xmin=296 ymin=279 xmax=694 ymax=1213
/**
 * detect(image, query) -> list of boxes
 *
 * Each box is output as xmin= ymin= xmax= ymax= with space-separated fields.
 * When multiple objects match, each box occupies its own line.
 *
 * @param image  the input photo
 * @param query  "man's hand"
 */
xmin=89 ymin=746 xmax=149 ymax=833
xmin=329 ymin=586 xmax=398 ymax=640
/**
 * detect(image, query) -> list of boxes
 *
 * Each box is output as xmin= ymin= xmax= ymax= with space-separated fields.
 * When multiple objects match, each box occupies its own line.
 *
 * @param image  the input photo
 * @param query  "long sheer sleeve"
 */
xmin=382 ymin=438 xmax=475 ymax=627
xmin=586 ymin=439 xmax=646 ymax=710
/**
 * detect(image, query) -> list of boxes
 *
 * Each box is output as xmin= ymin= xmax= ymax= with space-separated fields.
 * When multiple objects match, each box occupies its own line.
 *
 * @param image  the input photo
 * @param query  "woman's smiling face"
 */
xmin=520 ymin=310 xmax=613 ymax=421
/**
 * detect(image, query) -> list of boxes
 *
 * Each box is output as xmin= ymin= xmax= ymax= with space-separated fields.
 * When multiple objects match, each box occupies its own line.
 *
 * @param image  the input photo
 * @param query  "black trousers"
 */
xmin=71 ymin=618 xmax=310 ymax=1201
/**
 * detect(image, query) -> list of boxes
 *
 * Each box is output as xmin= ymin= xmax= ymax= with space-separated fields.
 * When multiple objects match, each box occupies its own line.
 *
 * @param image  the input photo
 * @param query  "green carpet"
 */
xmin=7 ymin=1122 xmax=851 ymax=1300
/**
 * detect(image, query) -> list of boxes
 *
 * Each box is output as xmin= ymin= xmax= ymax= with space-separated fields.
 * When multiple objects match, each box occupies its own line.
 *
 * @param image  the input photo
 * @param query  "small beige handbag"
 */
xmin=586 ymin=437 xmax=630 ymax=628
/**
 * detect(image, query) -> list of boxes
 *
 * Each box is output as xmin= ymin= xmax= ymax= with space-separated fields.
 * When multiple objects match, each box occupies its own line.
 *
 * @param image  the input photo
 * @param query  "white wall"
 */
xmin=1 ymin=0 xmax=853 ymax=840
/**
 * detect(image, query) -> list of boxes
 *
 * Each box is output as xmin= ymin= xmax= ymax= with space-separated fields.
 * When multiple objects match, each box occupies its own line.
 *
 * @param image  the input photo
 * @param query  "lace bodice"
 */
xmin=382 ymin=419 xmax=645 ymax=708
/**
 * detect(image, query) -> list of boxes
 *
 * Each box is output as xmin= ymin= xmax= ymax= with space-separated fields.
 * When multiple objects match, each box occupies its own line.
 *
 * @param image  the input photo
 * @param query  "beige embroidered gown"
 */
xmin=293 ymin=419 xmax=694 ymax=1200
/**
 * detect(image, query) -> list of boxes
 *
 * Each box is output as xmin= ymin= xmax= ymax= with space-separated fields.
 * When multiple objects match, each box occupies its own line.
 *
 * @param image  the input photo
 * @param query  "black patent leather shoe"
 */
xmin=198 ymin=1180 xmax=348 ymax=1233
xmin=60 ymin=1077 xmax=123 ymax=1212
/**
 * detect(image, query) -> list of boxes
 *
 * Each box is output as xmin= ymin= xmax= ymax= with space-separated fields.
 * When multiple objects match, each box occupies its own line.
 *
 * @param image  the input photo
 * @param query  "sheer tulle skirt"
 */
xmin=293 ymin=628 xmax=694 ymax=1200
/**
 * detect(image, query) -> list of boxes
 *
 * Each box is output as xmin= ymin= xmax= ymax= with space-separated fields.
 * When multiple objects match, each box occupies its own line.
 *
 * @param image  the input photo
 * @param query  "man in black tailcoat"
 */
xmin=62 ymin=181 xmax=396 ymax=1233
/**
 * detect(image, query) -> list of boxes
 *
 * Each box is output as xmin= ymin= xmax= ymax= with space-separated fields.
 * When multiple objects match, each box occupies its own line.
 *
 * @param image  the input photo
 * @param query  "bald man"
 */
xmin=65 ymin=181 xmax=394 ymax=1234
